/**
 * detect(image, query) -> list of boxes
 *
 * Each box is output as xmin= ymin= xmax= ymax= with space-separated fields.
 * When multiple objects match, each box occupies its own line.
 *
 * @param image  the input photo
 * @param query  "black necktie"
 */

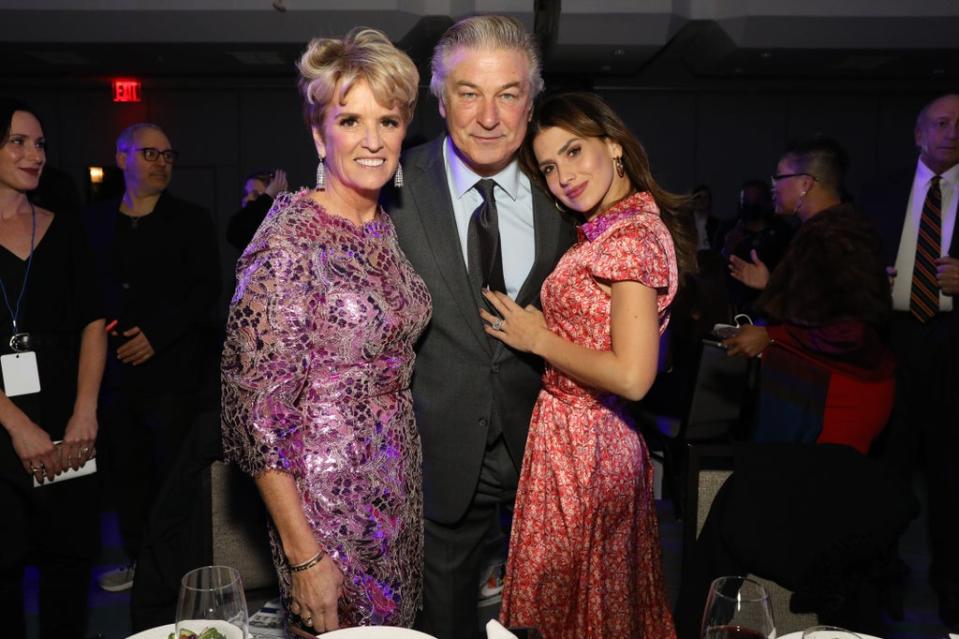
xmin=467 ymin=179 xmax=506 ymax=293
xmin=910 ymin=175 xmax=942 ymax=323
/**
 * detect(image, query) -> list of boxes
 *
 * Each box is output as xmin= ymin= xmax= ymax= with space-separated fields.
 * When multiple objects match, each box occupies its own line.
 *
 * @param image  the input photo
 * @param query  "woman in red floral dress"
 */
xmin=481 ymin=92 xmax=698 ymax=639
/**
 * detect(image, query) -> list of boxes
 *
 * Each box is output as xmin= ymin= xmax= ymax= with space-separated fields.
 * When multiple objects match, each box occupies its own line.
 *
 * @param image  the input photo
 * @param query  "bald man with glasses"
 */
xmin=83 ymin=122 xmax=220 ymax=593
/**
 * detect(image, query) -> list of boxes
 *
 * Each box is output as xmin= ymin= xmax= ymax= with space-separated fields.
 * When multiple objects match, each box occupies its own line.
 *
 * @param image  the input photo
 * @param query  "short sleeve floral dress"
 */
xmin=500 ymin=192 xmax=679 ymax=639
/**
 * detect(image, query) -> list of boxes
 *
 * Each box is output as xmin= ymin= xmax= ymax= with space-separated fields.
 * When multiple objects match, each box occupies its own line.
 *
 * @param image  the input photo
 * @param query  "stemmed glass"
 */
xmin=176 ymin=565 xmax=249 ymax=639
xmin=701 ymin=576 xmax=776 ymax=639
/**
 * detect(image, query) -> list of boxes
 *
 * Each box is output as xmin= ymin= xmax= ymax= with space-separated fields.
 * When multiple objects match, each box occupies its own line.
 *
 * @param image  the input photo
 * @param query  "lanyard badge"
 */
xmin=9 ymin=332 xmax=32 ymax=352
xmin=0 ymin=205 xmax=40 ymax=397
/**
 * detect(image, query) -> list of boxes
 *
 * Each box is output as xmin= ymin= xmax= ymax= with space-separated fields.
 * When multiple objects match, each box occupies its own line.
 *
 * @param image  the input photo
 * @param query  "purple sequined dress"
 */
xmin=221 ymin=190 xmax=431 ymax=628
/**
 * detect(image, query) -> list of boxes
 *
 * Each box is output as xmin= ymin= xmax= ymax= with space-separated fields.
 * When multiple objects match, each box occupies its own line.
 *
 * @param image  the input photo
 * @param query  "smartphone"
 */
xmin=711 ymin=323 xmax=739 ymax=339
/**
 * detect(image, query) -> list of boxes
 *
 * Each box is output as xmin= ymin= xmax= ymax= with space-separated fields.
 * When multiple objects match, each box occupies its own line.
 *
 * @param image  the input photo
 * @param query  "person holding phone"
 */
xmin=724 ymin=136 xmax=894 ymax=455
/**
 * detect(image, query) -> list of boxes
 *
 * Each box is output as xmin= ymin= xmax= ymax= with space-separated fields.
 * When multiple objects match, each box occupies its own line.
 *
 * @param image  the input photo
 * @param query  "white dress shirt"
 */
xmin=891 ymin=159 xmax=959 ymax=312
xmin=442 ymin=137 xmax=536 ymax=300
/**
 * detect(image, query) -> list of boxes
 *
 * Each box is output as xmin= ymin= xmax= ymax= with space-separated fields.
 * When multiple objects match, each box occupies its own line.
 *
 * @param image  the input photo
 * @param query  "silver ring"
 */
xmin=491 ymin=319 xmax=505 ymax=331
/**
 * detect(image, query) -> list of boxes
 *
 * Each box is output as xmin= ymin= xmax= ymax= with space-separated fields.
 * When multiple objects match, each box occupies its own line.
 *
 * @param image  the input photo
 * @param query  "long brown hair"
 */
xmin=520 ymin=92 xmax=698 ymax=280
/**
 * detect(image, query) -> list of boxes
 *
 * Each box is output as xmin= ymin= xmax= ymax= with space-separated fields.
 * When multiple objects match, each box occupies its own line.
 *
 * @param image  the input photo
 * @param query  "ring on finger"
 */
xmin=491 ymin=318 xmax=505 ymax=331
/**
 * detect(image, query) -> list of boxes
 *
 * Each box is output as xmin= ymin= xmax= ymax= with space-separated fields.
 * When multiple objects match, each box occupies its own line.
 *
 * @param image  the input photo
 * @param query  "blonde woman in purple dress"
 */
xmin=221 ymin=28 xmax=430 ymax=636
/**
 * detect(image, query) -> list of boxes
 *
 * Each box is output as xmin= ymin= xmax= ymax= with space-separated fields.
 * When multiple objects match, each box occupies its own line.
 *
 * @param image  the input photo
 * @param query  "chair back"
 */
xmin=682 ymin=444 xmax=735 ymax=564
xmin=681 ymin=341 xmax=750 ymax=441
xmin=682 ymin=445 xmax=818 ymax=635
xmin=210 ymin=461 xmax=277 ymax=591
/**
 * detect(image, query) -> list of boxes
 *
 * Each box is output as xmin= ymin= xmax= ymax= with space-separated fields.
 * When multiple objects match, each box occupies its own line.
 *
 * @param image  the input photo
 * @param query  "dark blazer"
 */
xmin=386 ymin=137 xmax=576 ymax=524
xmin=860 ymin=167 xmax=959 ymax=326
xmin=83 ymin=191 xmax=221 ymax=392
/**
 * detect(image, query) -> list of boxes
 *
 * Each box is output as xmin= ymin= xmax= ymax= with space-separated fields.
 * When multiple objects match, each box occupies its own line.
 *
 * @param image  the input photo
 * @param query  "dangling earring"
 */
xmin=614 ymin=156 xmax=625 ymax=178
xmin=393 ymin=163 xmax=404 ymax=188
xmin=315 ymin=157 xmax=326 ymax=190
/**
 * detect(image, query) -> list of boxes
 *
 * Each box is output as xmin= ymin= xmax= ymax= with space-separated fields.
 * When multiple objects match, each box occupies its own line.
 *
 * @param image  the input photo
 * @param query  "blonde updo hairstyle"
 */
xmin=297 ymin=27 xmax=420 ymax=130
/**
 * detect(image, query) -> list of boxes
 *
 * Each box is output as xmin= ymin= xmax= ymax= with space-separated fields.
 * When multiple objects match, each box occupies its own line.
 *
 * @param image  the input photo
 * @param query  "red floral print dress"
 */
xmin=500 ymin=192 xmax=678 ymax=639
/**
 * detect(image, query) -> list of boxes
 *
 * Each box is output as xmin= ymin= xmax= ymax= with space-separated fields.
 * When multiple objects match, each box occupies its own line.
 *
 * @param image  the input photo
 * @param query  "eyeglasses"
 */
xmin=135 ymin=147 xmax=180 ymax=163
xmin=769 ymin=172 xmax=815 ymax=189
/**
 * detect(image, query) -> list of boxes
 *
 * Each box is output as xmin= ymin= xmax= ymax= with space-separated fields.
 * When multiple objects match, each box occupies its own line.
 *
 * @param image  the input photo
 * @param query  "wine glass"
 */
xmin=700 ymin=576 xmax=776 ymax=639
xmin=176 ymin=565 xmax=249 ymax=639
xmin=802 ymin=626 xmax=861 ymax=639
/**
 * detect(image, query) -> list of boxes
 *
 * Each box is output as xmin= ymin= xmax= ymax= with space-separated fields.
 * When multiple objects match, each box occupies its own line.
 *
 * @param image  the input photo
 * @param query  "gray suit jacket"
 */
xmin=386 ymin=136 xmax=576 ymax=524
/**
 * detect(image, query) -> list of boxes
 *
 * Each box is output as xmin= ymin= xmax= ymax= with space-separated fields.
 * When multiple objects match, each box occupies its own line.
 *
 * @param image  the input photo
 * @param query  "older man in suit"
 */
xmin=862 ymin=93 xmax=959 ymax=631
xmin=386 ymin=15 xmax=575 ymax=639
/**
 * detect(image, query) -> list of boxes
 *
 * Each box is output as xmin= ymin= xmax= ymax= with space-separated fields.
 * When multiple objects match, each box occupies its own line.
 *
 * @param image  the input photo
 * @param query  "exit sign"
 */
xmin=113 ymin=79 xmax=142 ymax=103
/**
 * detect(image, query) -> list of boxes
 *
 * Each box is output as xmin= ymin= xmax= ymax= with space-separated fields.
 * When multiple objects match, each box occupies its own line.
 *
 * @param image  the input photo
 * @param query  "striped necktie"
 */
xmin=910 ymin=175 xmax=942 ymax=322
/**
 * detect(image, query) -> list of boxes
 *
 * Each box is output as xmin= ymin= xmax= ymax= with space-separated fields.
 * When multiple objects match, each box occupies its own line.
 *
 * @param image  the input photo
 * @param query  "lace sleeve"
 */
xmin=221 ymin=235 xmax=314 ymax=478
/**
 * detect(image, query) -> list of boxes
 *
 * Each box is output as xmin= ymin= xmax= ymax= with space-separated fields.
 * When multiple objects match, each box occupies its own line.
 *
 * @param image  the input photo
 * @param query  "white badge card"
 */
xmin=1 ymin=351 xmax=41 ymax=397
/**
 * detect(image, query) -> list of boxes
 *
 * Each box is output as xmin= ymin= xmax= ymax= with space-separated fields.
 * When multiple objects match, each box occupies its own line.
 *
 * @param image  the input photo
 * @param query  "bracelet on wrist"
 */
xmin=288 ymin=551 xmax=324 ymax=573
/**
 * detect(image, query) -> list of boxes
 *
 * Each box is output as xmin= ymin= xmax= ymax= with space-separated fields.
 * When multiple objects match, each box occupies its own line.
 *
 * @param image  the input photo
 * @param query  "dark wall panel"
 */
xmin=56 ymin=90 xmax=149 ymax=169
xmin=695 ymin=93 xmax=788 ymax=219
xmin=151 ymin=91 xmax=239 ymax=171
xmin=600 ymin=90 xmax=698 ymax=199
xmin=785 ymin=94 xmax=880 ymax=200
xmin=876 ymin=94 xmax=928 ymax=180
xmin=238 ymin=88 xmax=316 ymax=193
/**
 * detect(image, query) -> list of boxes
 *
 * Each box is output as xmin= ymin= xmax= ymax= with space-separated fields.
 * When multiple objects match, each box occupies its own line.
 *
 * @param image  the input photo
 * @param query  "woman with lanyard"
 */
xmin=0 ymin=98 xmax=106 ymax=638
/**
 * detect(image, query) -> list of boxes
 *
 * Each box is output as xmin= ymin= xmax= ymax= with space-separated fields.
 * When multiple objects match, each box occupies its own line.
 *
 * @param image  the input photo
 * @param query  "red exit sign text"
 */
xmin=113 ymin=79 xmax=142 ymax=103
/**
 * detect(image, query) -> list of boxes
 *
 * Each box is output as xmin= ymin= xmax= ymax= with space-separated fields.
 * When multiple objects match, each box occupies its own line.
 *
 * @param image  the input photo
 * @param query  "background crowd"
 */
xmin=0 ymin=10 xmax=957 ymax=639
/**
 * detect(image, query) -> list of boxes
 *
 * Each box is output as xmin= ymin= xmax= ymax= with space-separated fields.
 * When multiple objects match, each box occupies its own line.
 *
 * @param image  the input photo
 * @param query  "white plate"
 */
xmin=323 ymin=628 xmax=436 ymax=639
xmin=778 ymin=632 xmax=882 ymax=639
xmin=126 ymin=624 xmax=175 ymax=639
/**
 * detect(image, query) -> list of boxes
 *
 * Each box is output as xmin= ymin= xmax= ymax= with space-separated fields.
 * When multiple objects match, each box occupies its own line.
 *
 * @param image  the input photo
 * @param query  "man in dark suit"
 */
xmin=861 ymin=93 xmax=959 ymax=630
xmin=386 ymin=15 xmax=575 ymax=639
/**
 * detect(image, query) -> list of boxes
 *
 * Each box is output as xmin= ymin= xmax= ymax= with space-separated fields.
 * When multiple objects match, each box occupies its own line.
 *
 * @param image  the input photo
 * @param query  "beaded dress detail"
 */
xmin=221 ymin=190 xmax=431 ymax=627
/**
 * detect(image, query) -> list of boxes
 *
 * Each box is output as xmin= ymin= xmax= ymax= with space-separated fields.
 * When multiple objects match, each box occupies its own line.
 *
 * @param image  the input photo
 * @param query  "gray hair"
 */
xmin=916 ymin=93 xmax=959 ymax=129
xmin=116 ymin=123 xmax=166 ymax=153
xmin=429 ymin=15 xmax=544 ymax=103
